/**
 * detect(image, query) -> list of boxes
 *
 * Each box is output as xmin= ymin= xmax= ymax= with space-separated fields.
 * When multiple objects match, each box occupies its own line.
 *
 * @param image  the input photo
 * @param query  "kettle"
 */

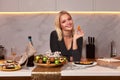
xmin=0 ymin=45 xmax=5 ymax=60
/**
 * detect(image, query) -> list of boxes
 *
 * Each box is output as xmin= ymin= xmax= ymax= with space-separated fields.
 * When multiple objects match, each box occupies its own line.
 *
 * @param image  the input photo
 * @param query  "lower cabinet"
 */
xmin=0 ymin=77 xmax=31 ymax=80
xmin=1 ymin=76 xmax=120 ymax=80
xmin=61 ymin=76 xmax=120 ymax=80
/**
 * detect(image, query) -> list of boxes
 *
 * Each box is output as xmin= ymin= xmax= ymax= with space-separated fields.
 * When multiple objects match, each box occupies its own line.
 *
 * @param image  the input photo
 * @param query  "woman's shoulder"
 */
xmin=50 ymin=30 xmax=58 ymax=37
xmin=51 ymin=30 xmax=57 ymax=34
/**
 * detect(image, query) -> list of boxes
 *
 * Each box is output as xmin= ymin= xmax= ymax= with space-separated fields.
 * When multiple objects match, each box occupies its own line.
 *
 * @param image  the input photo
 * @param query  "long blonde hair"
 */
xmin=54 ymin=11 xmax=74 ymax=41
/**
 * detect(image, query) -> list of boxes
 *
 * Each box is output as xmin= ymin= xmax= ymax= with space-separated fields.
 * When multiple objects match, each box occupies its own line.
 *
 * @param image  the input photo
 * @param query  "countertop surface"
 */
xmin=0 ymin=62 xmax=120 ymax=77
xmin=0 ymin=67 xmax=35 ymax=77
xmin=61 ymin=63 xmax=120 ymax=76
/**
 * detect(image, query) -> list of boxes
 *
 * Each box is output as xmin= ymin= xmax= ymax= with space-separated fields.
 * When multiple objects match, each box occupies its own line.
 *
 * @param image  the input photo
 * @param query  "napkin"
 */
xmin=18 ymin=42 xmax=36 ymax=65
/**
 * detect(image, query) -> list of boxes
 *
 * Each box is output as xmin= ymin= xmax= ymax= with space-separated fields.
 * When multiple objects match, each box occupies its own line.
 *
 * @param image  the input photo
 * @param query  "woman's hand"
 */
xmin=72 ymin=26 xmax=84 ymax=50
xmin=73 ymin=28 xmax=84 ymax=41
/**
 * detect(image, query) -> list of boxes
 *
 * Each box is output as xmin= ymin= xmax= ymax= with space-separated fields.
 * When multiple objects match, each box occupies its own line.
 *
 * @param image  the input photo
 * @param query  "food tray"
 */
xmin=1 ymin=65 xmax=21 ymax=71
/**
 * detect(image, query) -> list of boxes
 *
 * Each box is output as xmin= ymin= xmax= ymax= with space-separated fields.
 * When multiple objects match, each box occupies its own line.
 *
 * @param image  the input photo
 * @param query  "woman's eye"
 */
xmin=62 ymin=20 xmax=65 ymax=23
xmin=68 ymin=17 xmax=71 ymax=20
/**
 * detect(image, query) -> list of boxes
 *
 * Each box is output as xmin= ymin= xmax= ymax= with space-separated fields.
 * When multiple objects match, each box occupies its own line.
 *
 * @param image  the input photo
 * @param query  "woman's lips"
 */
xmin=66 ymin=25 xmax=72 ymax=28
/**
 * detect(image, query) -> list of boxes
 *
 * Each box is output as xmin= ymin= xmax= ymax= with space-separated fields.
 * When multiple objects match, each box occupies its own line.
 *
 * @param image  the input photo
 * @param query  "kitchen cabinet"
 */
xmin=57 ymin=0 xmax=93 ymax=11
xmin=0 ymin=0 xmax=56 ymax=12
xmin=95 ymin=0 xmax=120 ymax=11
xmin=0 ymin=0 xmax=19 ymax=12
xmin=0 ymin=0 xmax=120 ymax=12
xmin=1 ymin=76 xmax=120 ymax=80
xmin=19 ymin=0 xmax=56 ymax=11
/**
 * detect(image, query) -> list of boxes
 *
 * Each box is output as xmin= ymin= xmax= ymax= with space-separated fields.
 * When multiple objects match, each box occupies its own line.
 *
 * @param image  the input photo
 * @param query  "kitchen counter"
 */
xmin=61 ymin=63 xmax=120 ymax=80
xmin=1 ymin=62 xmax=120 ymax=80
xmin=61 ymin=65 xmax=120 ymax=76
xmin=0 ymin=67 xmax=35 ymax=77
xmin=1 ymin=62 xmax=120 ymax=76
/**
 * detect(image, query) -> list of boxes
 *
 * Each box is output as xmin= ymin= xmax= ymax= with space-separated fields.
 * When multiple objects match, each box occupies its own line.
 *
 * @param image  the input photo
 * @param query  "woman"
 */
xmin=50 ymin=11 xmax=84 ymax=62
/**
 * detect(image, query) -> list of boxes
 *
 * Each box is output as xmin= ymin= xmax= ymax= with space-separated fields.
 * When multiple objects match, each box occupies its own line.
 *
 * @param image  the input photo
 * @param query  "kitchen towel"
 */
xmin=18 ymin=42 xmax=36 ymax=65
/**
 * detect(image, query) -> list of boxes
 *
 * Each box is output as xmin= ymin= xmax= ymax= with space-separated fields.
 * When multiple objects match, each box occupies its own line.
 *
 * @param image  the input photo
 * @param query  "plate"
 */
xmin=72 ymin=62 xmax=97 ymax=67
xmin=1 ymin=64 xmax=21 ymax=71
xmin=35 ymin=63 xmax=63 ymax=67
xmin=74 ymin=61 xmax=94 ymax=65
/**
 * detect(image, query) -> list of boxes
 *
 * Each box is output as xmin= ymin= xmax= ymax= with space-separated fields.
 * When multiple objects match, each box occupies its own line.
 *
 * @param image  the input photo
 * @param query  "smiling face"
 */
xmin=60 ymin=14 xmax=74 ymax=32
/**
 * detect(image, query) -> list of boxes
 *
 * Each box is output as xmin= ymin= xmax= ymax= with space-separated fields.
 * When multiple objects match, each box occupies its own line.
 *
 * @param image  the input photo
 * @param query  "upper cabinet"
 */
xmin=0 ymin=0 xmax=19 ymax=12
xmin=20 ymin=0 xmax=56 ymax=11
xmin=57 ymin=0 xmax=93 ymax=11
xmin=0 ymin=0 xmax=56 ymax=12
xmin=0 ymin=0 xmax=120 ymax=12
xmin=95 ymin=0 xmax=120 ymax=11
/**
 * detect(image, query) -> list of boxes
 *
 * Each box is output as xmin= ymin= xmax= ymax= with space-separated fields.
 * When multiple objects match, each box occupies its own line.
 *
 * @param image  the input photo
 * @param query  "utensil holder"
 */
xmin=86 ymin=44 xmax=95 ymax=59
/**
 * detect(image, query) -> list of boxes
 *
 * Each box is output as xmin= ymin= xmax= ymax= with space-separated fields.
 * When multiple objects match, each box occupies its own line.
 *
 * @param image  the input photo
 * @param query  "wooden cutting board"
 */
xmin=97 ymin=58 xmax=120 ymax=69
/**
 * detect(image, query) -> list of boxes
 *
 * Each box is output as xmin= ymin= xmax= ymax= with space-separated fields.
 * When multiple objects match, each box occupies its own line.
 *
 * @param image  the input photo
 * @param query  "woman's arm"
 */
xmin=50 ymin=31 xmax=60 ymax=52
xmin=72 ymin=27 xmax=84 ymax=61
xmin=72 ymin=37 xmax=83 ymax=61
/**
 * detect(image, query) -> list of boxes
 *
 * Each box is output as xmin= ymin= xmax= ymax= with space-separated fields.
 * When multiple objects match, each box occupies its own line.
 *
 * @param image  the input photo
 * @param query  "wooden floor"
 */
xmin=1 ymin=76 xmax=120 ymax=80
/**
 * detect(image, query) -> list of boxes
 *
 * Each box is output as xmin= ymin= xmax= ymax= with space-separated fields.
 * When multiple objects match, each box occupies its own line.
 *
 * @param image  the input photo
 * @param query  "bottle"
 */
xmin=27 ymin=36 xmax=34 ymax=67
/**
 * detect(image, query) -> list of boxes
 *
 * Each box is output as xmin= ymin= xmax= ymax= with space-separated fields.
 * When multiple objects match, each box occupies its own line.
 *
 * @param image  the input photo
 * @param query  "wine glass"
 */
xmin=11 ymin=47 xmax=17 ymax=62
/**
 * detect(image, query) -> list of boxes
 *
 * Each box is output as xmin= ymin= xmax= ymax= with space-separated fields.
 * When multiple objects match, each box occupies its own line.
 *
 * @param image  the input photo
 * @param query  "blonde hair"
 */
xmin=54 ymin=11 xmax=74 ymax=41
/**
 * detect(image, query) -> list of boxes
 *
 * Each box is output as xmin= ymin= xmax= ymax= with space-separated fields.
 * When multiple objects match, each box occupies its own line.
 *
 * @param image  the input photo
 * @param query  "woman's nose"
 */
xmin=66 ymin=20 xmax=70 ymax=24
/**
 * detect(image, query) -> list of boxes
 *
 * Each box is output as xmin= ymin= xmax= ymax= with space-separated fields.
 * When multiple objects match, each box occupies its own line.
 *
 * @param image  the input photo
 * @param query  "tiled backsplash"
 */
xmin=0 ymin=13 xmax=120 ymax=58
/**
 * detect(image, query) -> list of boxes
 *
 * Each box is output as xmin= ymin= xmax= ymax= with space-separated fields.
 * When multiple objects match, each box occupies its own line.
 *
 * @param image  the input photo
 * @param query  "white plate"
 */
xmin=72 ymin=62 xmax=97 ymax=67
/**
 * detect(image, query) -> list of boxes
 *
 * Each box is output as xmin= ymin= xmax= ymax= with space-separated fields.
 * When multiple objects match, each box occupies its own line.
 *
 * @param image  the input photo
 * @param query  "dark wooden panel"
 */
xmin=0 ymin=77 xmax=31 ymax=80
xmin=1 ymin=76 xmax=120 ymax=80
xmin=61 ymin=76 xmax=120 ymax=80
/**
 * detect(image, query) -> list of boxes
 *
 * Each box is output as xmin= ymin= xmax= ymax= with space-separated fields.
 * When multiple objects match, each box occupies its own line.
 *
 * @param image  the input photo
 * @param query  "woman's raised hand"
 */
xmin=73 ymin=25 xmax=84 ymax=40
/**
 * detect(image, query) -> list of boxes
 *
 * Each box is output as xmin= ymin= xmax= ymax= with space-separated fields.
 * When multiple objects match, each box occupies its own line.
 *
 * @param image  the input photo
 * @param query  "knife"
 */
xmin=91 ymin=37 xmax=93 ymax=45
xmin=88 ymin=36 xmax=91 ymax=44
xmin=93 ymin=37 xmax=95 ymax=45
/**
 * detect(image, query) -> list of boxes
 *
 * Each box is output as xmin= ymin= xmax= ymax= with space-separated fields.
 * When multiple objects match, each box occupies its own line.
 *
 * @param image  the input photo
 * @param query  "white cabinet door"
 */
xmin=95 ymin=0 xmax=120 ymax=11
xmin=20 ymin=0 xmax=56 ymax=11
xmin=57 ymin=0 xmax=93 ymax=11
xmin=0 ymin=0 xmax=19 ymax=12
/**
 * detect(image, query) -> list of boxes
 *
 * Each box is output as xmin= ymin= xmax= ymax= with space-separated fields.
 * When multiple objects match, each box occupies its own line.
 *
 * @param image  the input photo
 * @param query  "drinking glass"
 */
xmin=11 ymin=47 xmax=17 ymax=61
